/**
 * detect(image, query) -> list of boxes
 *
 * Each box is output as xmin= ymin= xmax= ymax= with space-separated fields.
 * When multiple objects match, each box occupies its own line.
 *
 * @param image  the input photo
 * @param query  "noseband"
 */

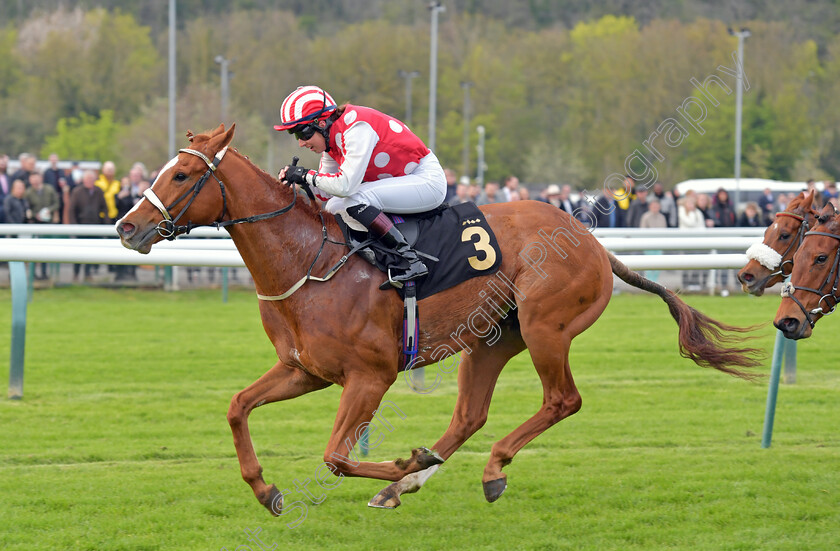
xmin=780 ymin=229 xmax=840 ymax=327
xmin=143 ymin=146 xmax=299 ymax=239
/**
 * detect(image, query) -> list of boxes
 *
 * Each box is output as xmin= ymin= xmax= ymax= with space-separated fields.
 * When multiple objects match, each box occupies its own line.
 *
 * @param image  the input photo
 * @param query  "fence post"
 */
xmin=761 ymin=329 xmax=788 ymax=448
xmin=222 ymin=267 xmax=229 ymax=303
xmin=8 ymin=261 xmax=28 ymax=399
xmin=783 ymin=338 xmax=797 ymax=384
xmin=359 ymin=427 xmax=369 ymax=457
xmin=27 ymin=262 xmax=35 ymax=302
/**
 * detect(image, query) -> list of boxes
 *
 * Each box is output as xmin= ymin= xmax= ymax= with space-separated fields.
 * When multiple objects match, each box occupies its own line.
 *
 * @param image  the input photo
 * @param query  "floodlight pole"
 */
xmin=428 ymin=2 xmax=445 ymax=151
xmin=215 ymin=55 xmax=233 ymax=299
xmin=398 ymin=70 xmax=420 ymax=126
xmin=730 ymin=28 xmax=750 ymax=210
xmin=168 ymin=0 xmax=176 ymax=159
xmin=166 ymin=0 xmax=178 ymax=291
xmin=461 ymin=81 xmax=473 ymax=181
xmin=476 ymin=125 xmax=486 ymax=186
xmin=215 ymin=55 xmax=232 ymax=124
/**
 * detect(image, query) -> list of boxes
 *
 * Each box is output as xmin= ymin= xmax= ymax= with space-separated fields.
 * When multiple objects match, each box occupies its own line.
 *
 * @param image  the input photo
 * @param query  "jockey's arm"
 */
xmin=313 ymin=122 xmax=379 ymax=197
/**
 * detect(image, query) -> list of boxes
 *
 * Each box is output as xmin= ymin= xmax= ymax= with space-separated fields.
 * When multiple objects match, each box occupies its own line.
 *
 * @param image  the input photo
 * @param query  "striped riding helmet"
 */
xmin=274 ymin=85 xmax=337 ymax=131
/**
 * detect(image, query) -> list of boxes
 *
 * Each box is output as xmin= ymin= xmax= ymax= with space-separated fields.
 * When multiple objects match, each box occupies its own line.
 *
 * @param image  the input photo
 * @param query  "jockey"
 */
xmin=275 ymin=85 xmax=447 ymax=287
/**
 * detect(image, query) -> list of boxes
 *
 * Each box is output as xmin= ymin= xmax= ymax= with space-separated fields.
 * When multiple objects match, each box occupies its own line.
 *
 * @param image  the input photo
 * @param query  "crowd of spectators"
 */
xmin=443 ymin=171 xmax=839 ymax=291
xmin=443 ymin=171 xmax=839 ymax=231
xmin=5 ymin=153 xmax=838 ymax=288
xmin=1 ymin=152 xmax=154 ymax=282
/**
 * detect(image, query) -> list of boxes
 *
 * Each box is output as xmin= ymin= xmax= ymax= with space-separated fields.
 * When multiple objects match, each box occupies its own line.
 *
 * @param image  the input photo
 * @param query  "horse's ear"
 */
xmin=186 ymin=129 xmax=195 ymax=142
xmin=209 ymin=123 xmax=235 ymax=152
xmin=803 ymin=189 xmax=814 ymax=204
xmin=817 ymin=203 xmax=836 ymax=224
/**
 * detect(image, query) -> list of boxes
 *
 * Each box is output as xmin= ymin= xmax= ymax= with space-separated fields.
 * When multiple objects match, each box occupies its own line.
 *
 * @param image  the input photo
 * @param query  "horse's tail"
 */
xmin=607 ymin=251 xmax=763 ymax=379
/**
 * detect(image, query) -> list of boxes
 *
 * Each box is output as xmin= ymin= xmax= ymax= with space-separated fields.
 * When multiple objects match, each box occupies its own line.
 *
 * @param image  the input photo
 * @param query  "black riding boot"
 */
xmin=376 ymin=225 xmax=429 ymax=285
xmin=346 ymin=204 xmax=428 ymax=288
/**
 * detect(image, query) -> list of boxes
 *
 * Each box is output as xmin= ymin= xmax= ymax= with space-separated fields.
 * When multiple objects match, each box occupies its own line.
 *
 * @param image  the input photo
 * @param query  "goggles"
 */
xmin=289 ymin=123 xmax=319 ymax=141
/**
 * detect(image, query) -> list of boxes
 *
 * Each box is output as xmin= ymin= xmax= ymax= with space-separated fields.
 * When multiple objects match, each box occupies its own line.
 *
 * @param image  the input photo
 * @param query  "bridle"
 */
xmin=780 ymin=228 xmax=840 ymax=328
xmin=743 ymin=210 xmax=811 ymax=291
xmin=141 ymin=146 xmax=368 ymax=301
xmin=771 ymin=211 xmax=811 ymax=278
xmin=143 ymin=146 xmax=299 ymax=239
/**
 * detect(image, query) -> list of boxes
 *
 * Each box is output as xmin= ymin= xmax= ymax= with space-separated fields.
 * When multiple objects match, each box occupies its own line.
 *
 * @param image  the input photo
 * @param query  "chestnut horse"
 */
xmin=738 ymin=191 xmax=817 ymax=296
xmin=774 ymin=204 xmax=840 ymax=340
xmin=117 ymin=125 xmax=760 ymax=516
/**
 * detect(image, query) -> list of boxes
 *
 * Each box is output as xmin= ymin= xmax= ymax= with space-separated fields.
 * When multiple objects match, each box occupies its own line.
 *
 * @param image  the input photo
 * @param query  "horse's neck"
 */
xmin=218 ymin=155 xmax=337 ymax=297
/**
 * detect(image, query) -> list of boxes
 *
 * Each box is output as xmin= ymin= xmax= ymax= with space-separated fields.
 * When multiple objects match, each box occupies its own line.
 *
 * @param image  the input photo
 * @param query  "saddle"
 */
xmin=335 ymin=201 xmax=503 ymax=371
xmin=334 ymin=201 xmax=502 ymax=301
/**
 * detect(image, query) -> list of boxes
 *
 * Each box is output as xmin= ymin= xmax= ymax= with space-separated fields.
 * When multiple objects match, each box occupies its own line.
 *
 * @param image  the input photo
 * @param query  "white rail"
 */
xmin=0 ymin=224 xmax=229 ymax=238
xmin=0 ymin=242 xmax=749 ymax=270
xmin=0 ymin=224 xmax=763 ymax=270
xmin=593 ymin=227 xmax=765 ymax=238
xmin=1 ymin=224 xmax=767 ymax=239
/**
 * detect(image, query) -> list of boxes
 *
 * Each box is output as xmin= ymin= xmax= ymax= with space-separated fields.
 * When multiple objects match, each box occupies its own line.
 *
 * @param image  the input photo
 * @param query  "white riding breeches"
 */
xmin=325 ymin=152 xmax=447 ymax=230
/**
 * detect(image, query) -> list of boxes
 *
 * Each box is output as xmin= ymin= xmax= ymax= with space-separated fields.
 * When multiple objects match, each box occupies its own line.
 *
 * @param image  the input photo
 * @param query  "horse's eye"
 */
xmin=779 ymin=233 xmax=791 ymax=240
xmin=174 ymin=172 xmax=187 ymax=182
xmin=816 ymin=254 xmax=829 ymax=264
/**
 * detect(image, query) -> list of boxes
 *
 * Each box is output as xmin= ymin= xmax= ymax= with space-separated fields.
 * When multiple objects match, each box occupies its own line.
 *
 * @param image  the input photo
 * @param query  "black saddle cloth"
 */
xmin=335 ymin=202 xmax=502 ymax=300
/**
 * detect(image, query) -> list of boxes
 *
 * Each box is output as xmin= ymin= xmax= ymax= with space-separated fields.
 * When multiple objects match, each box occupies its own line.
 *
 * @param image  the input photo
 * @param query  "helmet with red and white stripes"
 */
xmin=274 ymin=86 xmax=337 ymax=131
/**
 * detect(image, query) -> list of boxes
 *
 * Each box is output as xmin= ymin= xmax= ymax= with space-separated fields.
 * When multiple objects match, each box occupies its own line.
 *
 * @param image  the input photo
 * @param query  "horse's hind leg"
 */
xmin=227 ymin=361 xmax=331 ymax=515
xmin=369 ymin=332 xmax=526 ymax=508
xmin=482 ymin=337 xmax=580 ymax=503
xmin=433 ymin=332 xmax=525 ymax=459
xmin=479 ymin=248 xmax=611 ymax=502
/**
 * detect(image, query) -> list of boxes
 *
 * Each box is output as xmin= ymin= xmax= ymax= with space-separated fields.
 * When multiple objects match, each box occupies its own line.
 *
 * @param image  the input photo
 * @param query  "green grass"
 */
xmin=0 ymin=287 xmax=838 ymax=550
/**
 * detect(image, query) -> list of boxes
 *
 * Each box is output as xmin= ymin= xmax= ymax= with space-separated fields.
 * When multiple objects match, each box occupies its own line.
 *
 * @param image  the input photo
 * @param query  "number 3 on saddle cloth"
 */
xmin=334 ymin=202 xmax=503 ymax=300
xmin=334 ymin=202 xmax=503 ymax=369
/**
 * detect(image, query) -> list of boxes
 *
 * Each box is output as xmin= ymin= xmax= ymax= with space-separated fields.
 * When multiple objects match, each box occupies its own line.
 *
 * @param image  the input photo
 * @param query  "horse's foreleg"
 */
xmin=227 ymin=361 xmax=330 ymax=516
xmin=321 ymin=377 xmax=443 ymax=484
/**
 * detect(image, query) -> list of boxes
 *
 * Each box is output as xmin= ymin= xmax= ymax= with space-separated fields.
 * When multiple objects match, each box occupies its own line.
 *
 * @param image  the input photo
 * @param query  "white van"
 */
xmin=673 ymin=178 xmax=824 ymax=211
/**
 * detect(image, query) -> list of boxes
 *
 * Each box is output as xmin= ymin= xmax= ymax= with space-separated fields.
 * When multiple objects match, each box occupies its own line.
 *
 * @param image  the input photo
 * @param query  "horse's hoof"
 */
xmin=259 ymin=484 xmax=283 ymax=516
xmin=483 ymin=477 xmax=507 ymax=503
xmin=368 ymin=483 xmax=402 ymax=509
xmin=416 ymin=447 xmax=445 ymax=469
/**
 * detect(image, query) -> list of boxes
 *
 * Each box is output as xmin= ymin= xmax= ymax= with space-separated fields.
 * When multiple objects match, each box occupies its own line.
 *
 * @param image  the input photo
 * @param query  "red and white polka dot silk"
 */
xmin=326 ymin=105 xmax=430 ymax=183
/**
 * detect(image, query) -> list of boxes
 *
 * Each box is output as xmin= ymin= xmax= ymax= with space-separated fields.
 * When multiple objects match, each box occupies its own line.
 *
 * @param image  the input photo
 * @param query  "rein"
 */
xmin=144 ymin=147 xmax=300 ymax=239
xmin=781 ymin=229 xmax=840 ymax=327
xmin=143 ymin=147 xmax=357 ymax=300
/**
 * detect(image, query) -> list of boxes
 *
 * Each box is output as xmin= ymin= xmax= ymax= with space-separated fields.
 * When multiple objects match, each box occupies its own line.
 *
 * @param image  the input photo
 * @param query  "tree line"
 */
xmin=1 ymin=4 xmax=840 ymax=189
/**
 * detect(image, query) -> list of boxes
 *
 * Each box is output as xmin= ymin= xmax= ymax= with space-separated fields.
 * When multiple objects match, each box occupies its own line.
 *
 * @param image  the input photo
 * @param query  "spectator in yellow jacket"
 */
xmin=95 ymin=161 xmax=121 ymax=219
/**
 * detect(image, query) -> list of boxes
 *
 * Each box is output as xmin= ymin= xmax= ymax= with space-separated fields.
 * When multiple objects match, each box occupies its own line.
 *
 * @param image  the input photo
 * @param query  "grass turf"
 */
xmin=0 ymin=287 xmax=838 ymax=550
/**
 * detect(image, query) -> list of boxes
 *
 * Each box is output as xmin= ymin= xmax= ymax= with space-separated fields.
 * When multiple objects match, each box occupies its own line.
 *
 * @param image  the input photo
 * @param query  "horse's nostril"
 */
xmin=741 ymin=273 xmax=754 ymax=283
xmin=774 ymin=317 xmax=799 ymax=334
xmin=120 ymin=222 xmax=136 ymax=236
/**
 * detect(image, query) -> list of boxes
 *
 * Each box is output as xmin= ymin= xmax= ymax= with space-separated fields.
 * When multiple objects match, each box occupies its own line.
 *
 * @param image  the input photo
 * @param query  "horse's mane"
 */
xmin=188 ymin=127 xmax=328 ymax=221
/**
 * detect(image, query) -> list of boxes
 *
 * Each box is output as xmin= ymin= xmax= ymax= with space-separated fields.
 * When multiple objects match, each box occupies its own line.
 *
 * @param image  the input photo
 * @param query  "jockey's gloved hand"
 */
xmin=284 ymin=165 xmax=317 ymax=187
